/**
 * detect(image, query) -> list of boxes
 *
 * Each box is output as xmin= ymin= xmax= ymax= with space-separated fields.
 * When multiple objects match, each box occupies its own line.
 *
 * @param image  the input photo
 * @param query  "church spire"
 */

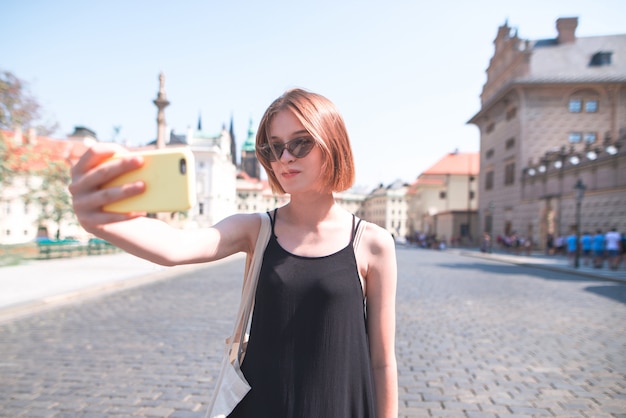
xmin=240 ymin=116 xmax=260 ymax=179
xmin=229 ymin=114 xmax=237 ymax=166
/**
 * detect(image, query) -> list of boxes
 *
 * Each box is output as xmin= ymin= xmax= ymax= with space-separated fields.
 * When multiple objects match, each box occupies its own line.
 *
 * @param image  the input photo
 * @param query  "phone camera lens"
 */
xmin=179 ymin=158 xmax=187 ymax=175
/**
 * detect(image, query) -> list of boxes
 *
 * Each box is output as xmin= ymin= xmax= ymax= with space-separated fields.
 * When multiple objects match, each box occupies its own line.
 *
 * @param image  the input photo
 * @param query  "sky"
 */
xmin=3 ymin=0 xmax=625 ymax=190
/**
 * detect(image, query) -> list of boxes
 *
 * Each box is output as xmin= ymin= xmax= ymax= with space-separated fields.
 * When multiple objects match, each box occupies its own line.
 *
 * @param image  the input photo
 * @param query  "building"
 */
xmin=186 ymin=125 xmax=237 ymax=228
xmin=468 ymin=17 xmax=626 ymax=250
xmin=240 ymin=118 xmax=260 ymax=180
xmin=0 ymin=127 xmax=90 ymax=244
xmin=406 ymin=151 xmax=479 ymax=246
xmin=334 ymin=189 xmax=366 ymax=218
xmin=235 ymin=171 xmax=290 ymax=214
xmin=361 ymin=180 xmax=409 ymax=240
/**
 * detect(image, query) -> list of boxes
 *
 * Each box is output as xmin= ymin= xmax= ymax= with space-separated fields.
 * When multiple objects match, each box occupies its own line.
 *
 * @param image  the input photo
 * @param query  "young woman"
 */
xmin=69 ymin=88 xmax=398 ymax=417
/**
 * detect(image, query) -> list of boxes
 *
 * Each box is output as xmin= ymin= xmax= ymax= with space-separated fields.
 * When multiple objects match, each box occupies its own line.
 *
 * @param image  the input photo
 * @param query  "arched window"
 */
xmin=568 ymin=90 xmax=600 ymax=113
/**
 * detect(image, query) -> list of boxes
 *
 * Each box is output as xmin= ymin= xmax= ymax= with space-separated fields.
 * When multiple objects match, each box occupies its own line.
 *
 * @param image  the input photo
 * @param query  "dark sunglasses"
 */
xmin=257 ymin=137 xmax=316 ymax=162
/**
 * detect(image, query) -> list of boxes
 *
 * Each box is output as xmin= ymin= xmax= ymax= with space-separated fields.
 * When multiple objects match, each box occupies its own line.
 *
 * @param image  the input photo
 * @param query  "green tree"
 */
xmin=28 ymin=157 xmax=74 ymax=240
xmin=1 ymin=70 xmax=71 ymax=240
xmin=1 ymin=70 xmax=58 ymax=187
xmin=0 ymin=131 xmax=11 ymax=186
xmin=0 ymin=70 xmax=57 ymax=134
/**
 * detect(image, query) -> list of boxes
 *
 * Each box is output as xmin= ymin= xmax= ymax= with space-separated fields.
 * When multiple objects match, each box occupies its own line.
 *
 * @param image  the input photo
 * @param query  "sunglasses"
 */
xmin=257 ymin=137 xmax=316 ymax=162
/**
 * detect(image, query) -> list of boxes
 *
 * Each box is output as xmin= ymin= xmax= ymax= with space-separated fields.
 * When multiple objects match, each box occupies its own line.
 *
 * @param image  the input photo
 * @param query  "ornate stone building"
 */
xmin=468 ymin=17 xmax=626 ymax=250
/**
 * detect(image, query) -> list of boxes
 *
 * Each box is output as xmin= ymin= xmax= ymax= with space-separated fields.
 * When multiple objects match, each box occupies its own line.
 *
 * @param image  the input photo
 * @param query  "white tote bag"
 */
xmin=206 ymin=212 xmax=271 ymax=418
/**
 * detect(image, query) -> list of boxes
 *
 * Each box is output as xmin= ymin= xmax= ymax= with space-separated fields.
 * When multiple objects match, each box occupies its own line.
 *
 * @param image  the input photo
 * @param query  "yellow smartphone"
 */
xmin=102 ymin=147 xmax=196 ymax=213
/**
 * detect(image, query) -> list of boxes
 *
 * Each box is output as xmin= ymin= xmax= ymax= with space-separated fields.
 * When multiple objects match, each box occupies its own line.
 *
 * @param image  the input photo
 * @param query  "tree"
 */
xmin=1 ymin=70 xmax=72 ymax=241
xmin=0 ymin=70 xmax=57 ymax=134
xmin=0 ymin=131 xmax=11 ymax=186
xmin=28 ymin=157 xmax=74 ymax=240
xmin=1 ymin=70 xmax=58 ymax=186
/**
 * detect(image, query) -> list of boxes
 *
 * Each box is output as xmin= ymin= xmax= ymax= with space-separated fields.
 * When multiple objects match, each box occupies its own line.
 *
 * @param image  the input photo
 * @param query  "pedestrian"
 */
xmin=580 ymin=231 xmax=592 ymax=266
xmin=523 ymin=236 xmax=532 ymax=256
xmin=481 ymin=232 xmax=490 ymax=253
xmin=566 ymin=230 xmax=578 ymax=266
xmin=546 ymin=233 xmax=554 ymax=255
xmin=604 ymin=227 xmax=622 ymax=270
xmin=592 ymin=229 xmax=605 ymax=269
xmin=69 ymin=88 xmax=398 ymax=418
xmin=621 ymin=232 xmax=626 ymax=270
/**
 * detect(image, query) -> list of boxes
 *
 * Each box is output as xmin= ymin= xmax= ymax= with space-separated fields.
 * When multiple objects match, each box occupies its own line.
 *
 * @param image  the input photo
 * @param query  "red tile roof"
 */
xmin=2 ymin=130 xmax=89 ymax=173
xmin=421 ymin=152 xmax=479 ymax=176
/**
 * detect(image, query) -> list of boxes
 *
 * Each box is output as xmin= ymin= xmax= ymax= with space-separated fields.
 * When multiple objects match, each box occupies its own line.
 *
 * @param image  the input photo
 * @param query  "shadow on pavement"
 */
xmin=584 ymin=284 xmax=626 ymax=306
xmin=437 ymin=262 xmax=590 ymax=282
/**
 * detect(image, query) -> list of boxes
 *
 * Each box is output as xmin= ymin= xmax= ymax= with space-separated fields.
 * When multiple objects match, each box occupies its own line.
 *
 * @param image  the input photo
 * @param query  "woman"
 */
xmin=69 ymin=88 xmax=398 ymax=417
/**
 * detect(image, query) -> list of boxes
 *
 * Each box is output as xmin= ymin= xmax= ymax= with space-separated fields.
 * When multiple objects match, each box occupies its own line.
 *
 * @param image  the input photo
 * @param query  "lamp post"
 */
xmin=488 ymin=201 xmax=495 ymax=253
xmin=574 ymin=179 xmax=586 ymax=269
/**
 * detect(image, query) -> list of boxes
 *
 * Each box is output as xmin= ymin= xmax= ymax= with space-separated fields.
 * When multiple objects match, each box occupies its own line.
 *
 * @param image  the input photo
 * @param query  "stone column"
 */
xmin=153 ymin=72 xmax=170 ymax=149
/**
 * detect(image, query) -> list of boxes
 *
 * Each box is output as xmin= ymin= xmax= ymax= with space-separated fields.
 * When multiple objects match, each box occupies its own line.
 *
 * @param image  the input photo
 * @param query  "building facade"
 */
xmin=361 ymin=180 xmax=409 ymax=241
xmin=0 ymin=128 xmax=91 ymax=244
xmin=406 ymin=152 xmax=479 ymax=246
xmin=468 ymin=17 xmax=626 ymax=250
xmin=186 ymin=126 xmax=238 ymax=228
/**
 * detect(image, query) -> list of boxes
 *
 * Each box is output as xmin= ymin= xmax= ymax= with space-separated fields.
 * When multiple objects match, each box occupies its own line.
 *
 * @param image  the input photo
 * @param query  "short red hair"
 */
xmin=256 ymin=88 xmax=355 ymax=194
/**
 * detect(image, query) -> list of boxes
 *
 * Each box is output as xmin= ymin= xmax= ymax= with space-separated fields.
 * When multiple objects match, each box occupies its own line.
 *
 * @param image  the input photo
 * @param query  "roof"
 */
xmin=242 ymin=118 xmax=256 ymax=152
xmin=421 ymin=152 xmax=479 ymax=176
xmin=526 ymin=34 xmax=626 ymax=83
xmin=470 ymin=21 xmax=626 ymax=122
xmin=1 ymin=130 xmax=89 ymax=172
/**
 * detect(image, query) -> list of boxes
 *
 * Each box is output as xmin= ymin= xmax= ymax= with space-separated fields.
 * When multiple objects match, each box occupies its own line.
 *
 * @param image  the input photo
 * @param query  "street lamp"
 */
xmin=488 ymin=201 xmax=495 ymax=253
xmin=574 ymin=179 xmax=586 ymax=268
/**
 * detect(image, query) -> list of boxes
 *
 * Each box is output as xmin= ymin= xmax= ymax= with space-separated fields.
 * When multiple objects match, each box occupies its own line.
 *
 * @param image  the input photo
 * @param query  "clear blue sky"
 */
xmin=3 ymin=0 xmax=625 ymax=189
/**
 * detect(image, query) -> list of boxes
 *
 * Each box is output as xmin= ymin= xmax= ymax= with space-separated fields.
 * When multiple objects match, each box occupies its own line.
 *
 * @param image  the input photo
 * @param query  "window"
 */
xmin=506 ymin=107 xmax=517 ymax=120
xmin=486 ymin=148 xmax=494 ymax=159
xmin=505 ymin=137 xmax=515 ymax=150
xmin=569 ymin=92 xmax=599 ymax=113
xmin=486 ymin=123 xmax=495 ymax=133
xmin=439 ymin=191 xmax=447 ymax=199
xmin=504 ymin=162 xmax=515 ymax=186
xmin=590 ymin=51 xmax=612 ymax=66
xmin=585 ymin=100 xmax=598 ymax=113
xmin=569 ymin=132 xmax=582 ymax=143
xmin=584 ymin=132 xmax=597 ymax=143
xmin=569 ymin=99 xmax=582 ymax=113
xmin=485 ymin=171 xmax=494 ymax=190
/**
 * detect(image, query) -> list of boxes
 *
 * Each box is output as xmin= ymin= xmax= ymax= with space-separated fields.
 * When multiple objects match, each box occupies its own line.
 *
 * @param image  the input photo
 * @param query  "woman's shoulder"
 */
xmin=358 ymin=219 xmax=395 ymax=254
xmin=214 ymin=212 xmax=270 ymax=241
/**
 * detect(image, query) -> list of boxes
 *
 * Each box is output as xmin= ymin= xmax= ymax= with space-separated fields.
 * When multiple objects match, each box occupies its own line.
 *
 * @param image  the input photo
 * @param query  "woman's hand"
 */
xmin=69 ymin=143 xmax=146 ymax=234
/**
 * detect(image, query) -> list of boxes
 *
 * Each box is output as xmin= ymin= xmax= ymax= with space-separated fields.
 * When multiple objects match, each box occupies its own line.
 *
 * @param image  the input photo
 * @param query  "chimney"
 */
xmin=13 ymin=126 xmax=23 ymax=146
xmin=556 ymin=17 xmax=578 ymax=44
xmin=28 ymin=127 xmax=37 ymax=145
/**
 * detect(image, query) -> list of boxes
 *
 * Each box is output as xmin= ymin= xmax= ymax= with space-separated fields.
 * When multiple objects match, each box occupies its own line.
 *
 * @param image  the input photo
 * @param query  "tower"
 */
xmin=153 ymin=72 xmax=170 ymax=149
xmin=229 ymin=115 xmax=237 ymax=166
xmin=241 ymin=117 xmax=260 ymax=179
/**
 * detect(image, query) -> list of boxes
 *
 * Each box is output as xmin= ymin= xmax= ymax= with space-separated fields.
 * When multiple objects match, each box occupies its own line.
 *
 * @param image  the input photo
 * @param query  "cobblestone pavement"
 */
xmin=1 ymin=247 xmax=625 ymax=417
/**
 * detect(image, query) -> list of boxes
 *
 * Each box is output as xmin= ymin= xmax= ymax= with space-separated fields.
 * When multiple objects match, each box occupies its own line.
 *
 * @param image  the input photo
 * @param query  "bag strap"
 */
xmin=231 ymin=212 xmax=272 ymax=364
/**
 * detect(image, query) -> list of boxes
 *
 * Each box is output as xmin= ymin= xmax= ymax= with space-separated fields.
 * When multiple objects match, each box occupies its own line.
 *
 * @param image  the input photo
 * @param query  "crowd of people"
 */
xmin=408 ymin=227 xmax=625 ymax=271
xmin=479 ymin=229 xmax=625 ymax=271
xmin=562 ymin=228 xmax=625 ymax=270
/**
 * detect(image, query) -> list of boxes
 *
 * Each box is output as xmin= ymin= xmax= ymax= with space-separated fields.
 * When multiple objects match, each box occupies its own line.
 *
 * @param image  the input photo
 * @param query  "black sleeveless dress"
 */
xmin=228 ymin=211 xmax=376 ymax=417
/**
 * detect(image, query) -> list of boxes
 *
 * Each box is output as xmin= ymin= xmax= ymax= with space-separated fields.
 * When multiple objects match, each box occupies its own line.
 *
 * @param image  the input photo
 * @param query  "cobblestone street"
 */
xmin=1 ymin=247 xmax=625 ymax=417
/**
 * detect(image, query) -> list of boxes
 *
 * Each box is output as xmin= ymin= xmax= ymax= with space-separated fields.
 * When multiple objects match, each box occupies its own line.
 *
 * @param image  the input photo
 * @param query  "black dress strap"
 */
xmin=268 ymin=209 xmax=278 ymax=238
xmin=350 ymin=214 xmax=362 ymax=244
